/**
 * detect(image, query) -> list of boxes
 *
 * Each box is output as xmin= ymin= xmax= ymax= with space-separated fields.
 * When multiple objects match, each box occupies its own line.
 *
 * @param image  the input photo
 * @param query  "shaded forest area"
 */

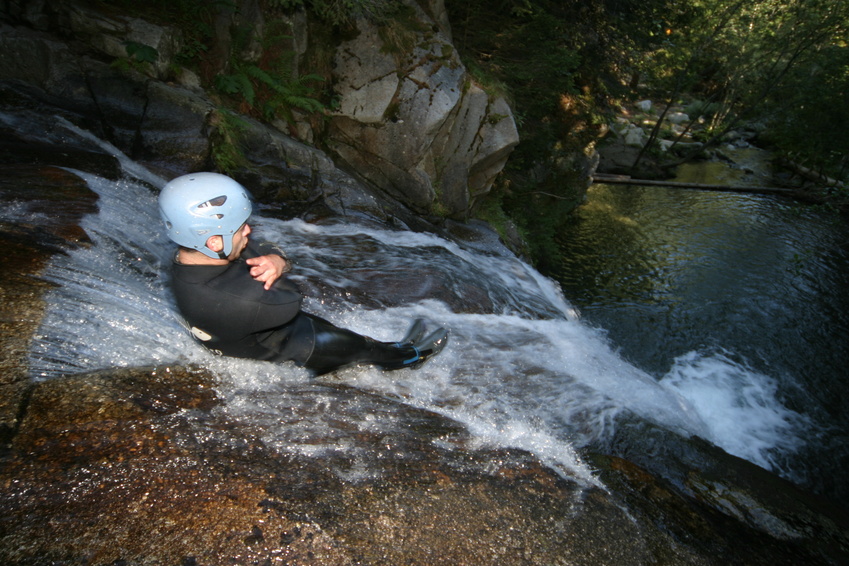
xmin=445 ymin=0 xmax=849 ymax=264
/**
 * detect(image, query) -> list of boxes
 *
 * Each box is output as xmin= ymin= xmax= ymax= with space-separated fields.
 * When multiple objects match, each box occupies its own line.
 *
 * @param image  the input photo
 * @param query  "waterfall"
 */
xmin=23 ymin=130 xmax=809 ymax=487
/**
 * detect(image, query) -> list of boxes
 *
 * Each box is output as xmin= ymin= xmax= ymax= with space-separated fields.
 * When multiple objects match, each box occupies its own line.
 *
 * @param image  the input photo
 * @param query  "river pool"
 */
xmin=553 ymin=164 xmax=849 ymax=504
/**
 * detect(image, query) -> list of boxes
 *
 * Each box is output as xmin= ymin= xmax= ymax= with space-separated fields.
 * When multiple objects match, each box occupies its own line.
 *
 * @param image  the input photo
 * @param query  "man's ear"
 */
xmin=206 ymin=235 xmax=224 ymax=253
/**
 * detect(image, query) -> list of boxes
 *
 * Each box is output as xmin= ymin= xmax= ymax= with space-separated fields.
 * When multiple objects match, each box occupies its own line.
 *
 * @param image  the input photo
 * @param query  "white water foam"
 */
xmin=29 ymin=172 xmax=202 ymax=376
xmin=24 ymin=158 xmax=808 ymax=486
xmin=660 ymin=351 xmax=810 ymax=470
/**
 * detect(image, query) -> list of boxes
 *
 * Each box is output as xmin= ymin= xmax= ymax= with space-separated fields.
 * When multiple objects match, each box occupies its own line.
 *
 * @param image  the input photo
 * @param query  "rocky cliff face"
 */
xmin=328 ymin=2 xmax=518 ymax=218
xmin=0 ymin=0 xmax=517 ymax=222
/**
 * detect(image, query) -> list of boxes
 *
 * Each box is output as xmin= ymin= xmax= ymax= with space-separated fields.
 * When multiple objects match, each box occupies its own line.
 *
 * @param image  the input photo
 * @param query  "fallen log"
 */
xmin=782 ymin=160 xmax=843 ymax=188
xmin=592 ymin=174 xmax=801 ymax=196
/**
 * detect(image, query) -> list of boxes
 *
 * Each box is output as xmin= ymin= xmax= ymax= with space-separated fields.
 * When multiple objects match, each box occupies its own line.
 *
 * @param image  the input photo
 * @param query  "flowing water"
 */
xmin=15 ymin=118 xmax=848 ymax=503
xmin=553 ymin=156 xmax=849 ymax=503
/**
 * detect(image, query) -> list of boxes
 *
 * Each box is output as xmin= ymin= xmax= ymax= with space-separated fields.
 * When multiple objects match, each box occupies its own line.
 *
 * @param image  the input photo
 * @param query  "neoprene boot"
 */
xmin=303 ymin=315 xmax=429 ymax=375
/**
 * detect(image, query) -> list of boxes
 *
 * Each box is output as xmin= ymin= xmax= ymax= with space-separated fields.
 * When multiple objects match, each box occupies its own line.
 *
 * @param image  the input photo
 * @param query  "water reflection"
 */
xmin=554 ymin=181 xmax=849 ymax=502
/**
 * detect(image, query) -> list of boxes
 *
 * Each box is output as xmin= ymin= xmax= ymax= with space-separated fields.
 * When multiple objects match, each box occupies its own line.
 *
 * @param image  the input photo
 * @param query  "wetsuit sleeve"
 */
xmin=242 ymin=240 xmax=288 ymax=261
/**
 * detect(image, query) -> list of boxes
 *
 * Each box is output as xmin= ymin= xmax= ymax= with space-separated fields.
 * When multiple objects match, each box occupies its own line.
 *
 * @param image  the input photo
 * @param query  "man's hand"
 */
xmin=246 ymin=254 xmax=290 ymax=290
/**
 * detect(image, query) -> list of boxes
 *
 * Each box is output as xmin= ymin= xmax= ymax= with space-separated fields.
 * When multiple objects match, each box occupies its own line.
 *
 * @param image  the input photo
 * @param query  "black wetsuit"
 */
xmin=170 ymin=240 xmax=421 ymax=374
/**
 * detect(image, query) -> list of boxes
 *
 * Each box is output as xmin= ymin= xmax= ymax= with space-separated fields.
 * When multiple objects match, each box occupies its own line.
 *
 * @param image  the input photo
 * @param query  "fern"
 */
xmin=213 ymin=22 xmax=326 ymax=126
xmin=244 ymin=65 xmax=278 ymax=91
xmin=216 ymin=60 xmax=324 ymax=124
xmin=112 ymin=41 xmax=159 ymax=75
xmin=215 ymin=73 xmax=256 ymax=106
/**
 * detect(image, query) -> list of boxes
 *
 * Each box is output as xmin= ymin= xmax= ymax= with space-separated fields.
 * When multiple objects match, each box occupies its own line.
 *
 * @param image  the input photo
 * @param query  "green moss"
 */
xmin=210 ymin=109 xmax=250 ymax=174
xmin=463 ymin=61 xmax=510 ymax=102
xmin=378 ymin=5 xmax=427 ymax=56
xmin=487 ymin=113 xmax=510 ymax=126
xmin=474 ymin=192 xmax=514 ymax=242
xmin=266 ymin=0 xmax=404 ymax=27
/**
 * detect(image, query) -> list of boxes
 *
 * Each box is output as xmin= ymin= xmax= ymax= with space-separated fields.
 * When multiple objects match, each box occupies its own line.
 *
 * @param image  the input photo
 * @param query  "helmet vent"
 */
xmin=198 ymin=195 xmax=228 ymax=209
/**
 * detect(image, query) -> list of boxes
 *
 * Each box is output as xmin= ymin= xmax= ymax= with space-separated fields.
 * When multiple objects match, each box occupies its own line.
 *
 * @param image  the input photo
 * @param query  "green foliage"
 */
xmin=462 ymin=61 xmax=510 ymax=103
xmin=215 ymin=73 xmax=256 ymax=104
xmin=210 ymin=109 xmax=250 ymax=174
xmin=214 ymin=23 xmax=326 ymax=124
xmin=125 ymin=41 xmax=158 ymax=64
xmin=174 ymin=36 xmax=209 ymax=67
xmin=474 ymin=189 xmax=529 ymax=255
xmin=634 ymin=0 xmax=849 ymax=179
xmin=101 ymin=0 xmax=330 ymax=131
xmin=446 ymin=0 xmax=603 ymax=265
xmin=265 ymin=0 xmax=403 ymax=26
xmin=377 ymin=5 xmax=429 ymax=55
xmin=763 ymin=42 xmax=849 ymax=185
xmin=98 ymin=0 xmax=226 ymax=70
xmin=684 ymin=99 xmax=720 ymax=120
xmin=448 ymin=2 xmax=583 ymax=145
xmin=112 ymin=41 xmax=159 ymax=75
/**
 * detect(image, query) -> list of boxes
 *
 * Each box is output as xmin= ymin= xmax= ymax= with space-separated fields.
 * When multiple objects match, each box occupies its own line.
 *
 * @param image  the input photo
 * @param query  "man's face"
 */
xmin=228 ymin=223 xmax=251 ymax=260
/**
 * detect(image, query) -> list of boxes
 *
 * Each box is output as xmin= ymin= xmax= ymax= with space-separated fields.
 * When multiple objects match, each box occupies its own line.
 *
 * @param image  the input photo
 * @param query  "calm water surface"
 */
xmin=553 ymin=182 xmax=849 ymax=502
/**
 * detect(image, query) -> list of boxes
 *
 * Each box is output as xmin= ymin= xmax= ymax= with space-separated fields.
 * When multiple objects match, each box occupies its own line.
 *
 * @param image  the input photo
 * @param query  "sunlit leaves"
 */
xmin=631 ymin=0 xmax=848 ymax=180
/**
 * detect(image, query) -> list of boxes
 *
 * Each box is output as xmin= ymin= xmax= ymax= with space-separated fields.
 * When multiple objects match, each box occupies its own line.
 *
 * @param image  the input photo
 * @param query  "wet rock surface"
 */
xmin=2 ymin=359 xmax=847 ymax=565
xmin=2 ymin=4 xmax=849 ymax=564
xmin=1 ymin=133 xmax=848 ymax=566
xmin=0 ymin=364 xmax=629 ymax=565
xmin=0 ymin=160 xmax=101 ymax=442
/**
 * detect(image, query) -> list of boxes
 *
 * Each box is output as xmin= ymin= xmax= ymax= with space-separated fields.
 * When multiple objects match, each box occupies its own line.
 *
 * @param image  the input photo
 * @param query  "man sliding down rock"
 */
xmin=158 ymin=172 xmax=448 ymax=375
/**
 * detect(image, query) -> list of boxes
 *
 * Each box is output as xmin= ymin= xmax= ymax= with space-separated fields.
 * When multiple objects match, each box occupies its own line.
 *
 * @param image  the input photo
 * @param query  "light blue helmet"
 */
xmin=158 ymin=172 xmax=252 ymax=259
